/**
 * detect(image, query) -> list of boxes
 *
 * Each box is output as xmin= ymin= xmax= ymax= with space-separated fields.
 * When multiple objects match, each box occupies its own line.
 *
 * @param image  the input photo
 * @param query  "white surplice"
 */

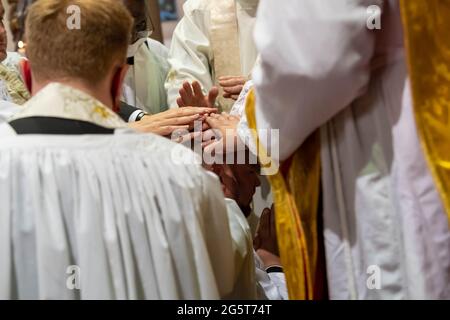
xmin=0 ymin=83 xmax=257 ymax=300
xmin=0 ymin=101 xmax=19 ymax=122
xmin=165 ymin=0 xmax=259 ymax=109
xmin=122 ymin=39 xmax=170 ymax=115
xmin=253 ymin=0 xmax=450 ymax=299
xmin=224 ymin=198 xmax=287 ymax=300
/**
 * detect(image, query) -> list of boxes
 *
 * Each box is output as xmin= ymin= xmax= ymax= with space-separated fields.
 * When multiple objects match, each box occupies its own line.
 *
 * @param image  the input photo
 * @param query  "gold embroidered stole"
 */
xmin=210 ymin=0 xmax=242 ymax=113
xmin=0 ymin=63 xmax=30 ymax=105
xmin=11 ymin=83 xmax=126 ymax=129
xmin=246 ymin=89 xmax=321 ymax=299
xmin=400 ymin=0 xmax=450 ymax=226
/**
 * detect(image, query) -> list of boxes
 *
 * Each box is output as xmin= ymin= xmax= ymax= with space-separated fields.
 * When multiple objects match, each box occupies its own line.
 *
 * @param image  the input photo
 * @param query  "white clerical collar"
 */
xmin=10 ymin=82 xmax=126 ymax=129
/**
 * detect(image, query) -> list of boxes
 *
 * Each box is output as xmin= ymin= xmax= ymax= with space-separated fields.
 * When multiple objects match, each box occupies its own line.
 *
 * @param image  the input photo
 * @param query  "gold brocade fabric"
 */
xmin=400 ymin=0 xmax=450 ymax=226
xmin=210 ymin=0 xmax=242 ymax=113
xmin=0 ymin=63 xmax=30 ymax=105
xmin=245 ymin=89 xmax=321 ymax=299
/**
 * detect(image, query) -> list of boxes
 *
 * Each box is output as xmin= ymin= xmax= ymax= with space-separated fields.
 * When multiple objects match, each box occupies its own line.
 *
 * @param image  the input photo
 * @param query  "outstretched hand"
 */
xmin=129 ymin=106 xmax=217 ymax=137
xmin=202 ymin=112 xmax=242 ymax=155
xmin=177 ymin=81 xmax=219 ymax=109
xmin=218 ymin=76 xmax=247 ymax=101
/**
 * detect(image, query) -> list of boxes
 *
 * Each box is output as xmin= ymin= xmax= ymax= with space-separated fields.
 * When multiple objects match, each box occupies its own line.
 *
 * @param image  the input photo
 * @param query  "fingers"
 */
xmin=192 ymin=81 xmax=204 ymax=100
xmin=131 ymin=122 xmax=190 ymax=136
xmin=219 ymin=77 xmax=246 ymax=87
xmin=178 ymin=88 xmax=191 ymax=107
xmin=177 ymin=97 xmax=186 ymax=108
xmin=218 ymin=76 xmax=236 ymax=81
xmin=223 ymin=92 xmax=240 ymax=100
xmin=182 ymin=81 xmax=194 ymax=98
xmin=179 ymin=81 xmax=195 ymax=106
xmin=259 ymin=208 xmax=272 ymax=237
xmin=166 ymin=113 xmax=202 ymax=126
xmin=166 ymin=107 xmax=217 ymax=118
xmin=223 ymin=85 xmax=244 ymax=95
xmin=172 ymin=130 xmax=202 ymax=144
xmin=205 ymin=115 xmax=221 ymax=129
xmin=158 ymin=125 xmax=190 ymax=136
xmin=208 ymin=87 xmax=219 ymax=108
xmin=270 ymin=206 xmax=276 ymax=240
xmin=221 ymin=112 xmax=240 ymax=121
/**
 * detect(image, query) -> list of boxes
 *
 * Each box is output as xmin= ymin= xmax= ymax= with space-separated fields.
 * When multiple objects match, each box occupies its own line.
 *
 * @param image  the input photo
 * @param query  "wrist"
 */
xmin=136 ymin=111 xmax=147 ymax=121
xmin=256 ymin=248 xmax=282 ymax=269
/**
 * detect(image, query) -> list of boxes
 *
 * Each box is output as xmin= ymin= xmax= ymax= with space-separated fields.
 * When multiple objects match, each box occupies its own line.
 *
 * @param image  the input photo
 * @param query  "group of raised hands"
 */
xmin=132 ymin=79 xmax=281 ymax=267
xmin=130 ymin=78 xmax=247 ymax=152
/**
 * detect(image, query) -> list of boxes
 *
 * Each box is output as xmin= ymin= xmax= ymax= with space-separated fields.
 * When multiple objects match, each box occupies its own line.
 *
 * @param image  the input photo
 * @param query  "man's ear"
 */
xmin=19 ymin=59 xmax=32 ymax=93
xmin=111 ymin=64 xmax=129 ymax=113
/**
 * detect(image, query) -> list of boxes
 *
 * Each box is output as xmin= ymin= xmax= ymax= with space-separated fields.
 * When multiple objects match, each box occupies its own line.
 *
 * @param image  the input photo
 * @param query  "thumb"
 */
xmin=208 ymin=87 xmax=219 ymax=108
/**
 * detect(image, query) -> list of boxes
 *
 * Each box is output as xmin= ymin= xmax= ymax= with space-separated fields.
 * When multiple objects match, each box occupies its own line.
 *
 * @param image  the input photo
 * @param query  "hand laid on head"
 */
xmin=202 ymin=112 xmax=241 ymax=154
xmin=218 ymin=76 xmax=247 ymax=101
xmin=254 ymin=206 xmax=281 ymax=268
xmin=177 ymin=81 xmax=219 ymax=109
xmin=129 ymin=106 xmax=217 ymax=137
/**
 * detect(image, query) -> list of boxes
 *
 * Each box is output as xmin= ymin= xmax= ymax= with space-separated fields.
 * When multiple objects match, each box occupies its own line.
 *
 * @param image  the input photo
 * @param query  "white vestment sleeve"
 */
xmin=253 ymin=251 xmax=288 ymax=300
xmin=165 ymin=1 xmax=215 ymax=108
xmin=211 ymin=192 xmax=256 ymax=299
xmin=224 ymin=197 xmax=288 ymax=300
xmin=253 ymin=0 xmax=382 ymax=161
xmin=0 ymin=134 xmax=256 ymax=299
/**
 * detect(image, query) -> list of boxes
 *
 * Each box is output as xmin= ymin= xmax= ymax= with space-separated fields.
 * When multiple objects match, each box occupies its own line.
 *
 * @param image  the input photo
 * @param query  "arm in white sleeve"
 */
xmin=230 ymin=80 xmax=259 ymax=159
xmin=253 ymin=0 xmax=382 ymax=161
xmin=165 ymin=1 xmax=215 ymax=108
xmin=224 ymin=196 xmax=287 ymax=300
xmin=254 ymin=251 xmax=289 ymax=300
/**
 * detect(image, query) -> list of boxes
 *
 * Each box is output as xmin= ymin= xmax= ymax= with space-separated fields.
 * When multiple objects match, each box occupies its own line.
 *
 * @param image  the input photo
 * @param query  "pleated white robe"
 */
xmin=0 ymin=83 xmax=257 ymax=300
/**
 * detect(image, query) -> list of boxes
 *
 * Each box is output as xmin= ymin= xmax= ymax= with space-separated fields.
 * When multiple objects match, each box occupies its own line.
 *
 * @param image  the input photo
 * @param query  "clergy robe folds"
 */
xmin=0 ymin=135 xmax=235 ymax=299
xmin=0 ymin=83 xmax=256 ymax=299
xmin=253 ymin=0 xmax=450 ymax=299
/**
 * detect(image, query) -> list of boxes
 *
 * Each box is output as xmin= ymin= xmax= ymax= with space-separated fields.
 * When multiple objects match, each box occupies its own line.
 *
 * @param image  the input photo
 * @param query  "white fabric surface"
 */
xmin=122 ymin=39 xmax=170 ymax=115
xmin=0 ymin=101 xmax=20 ymax=122
xmin=0 ymin=82 xmax=257 ymax=300
xmin=0 ymin=133 xmax=258 ymax=299
xmin=253 ymin=0 xmax=450 ymax=299
xmin=224 ymin=198 xmax=287 ymax=300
